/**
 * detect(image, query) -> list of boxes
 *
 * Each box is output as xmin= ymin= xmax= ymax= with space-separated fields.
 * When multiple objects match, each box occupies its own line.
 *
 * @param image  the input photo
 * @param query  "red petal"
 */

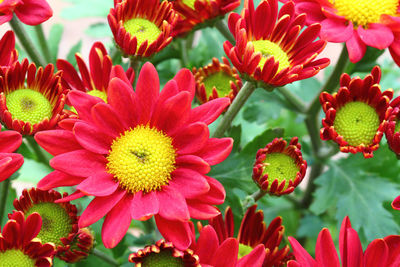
xmin=77 ymin=172 xmax=118 ymax=197
xmin=195 ymin=138 xmax=233 ymax=165
xmin=0 ymin=131 xmax=22 ymax=153
xmin=237 ymin=244 xmax=266 ymax=267
xmin=157 ymin=186 xmax=190 ymax=221
xmin=320 ymin=18 xmax=354 ymax=42
xmin=35 ymin=130 xmax=82 ymax=156
xmin=155 ymin=215 xmax=192 ymax=250
xmin=174 ymin=122 xmax=209 ymax=154
xmin=189 ymin=98 xmax=230 ymax=125
xmin=170 ymin=168 xmax=209 ymax=198
xmin=15 ymin=0 xmax=53 ymax=25
xmin=195 ymin=225 xmax=219 ymax=264
xmin=212 ymin=238 xmax=239 ymax=267
xmin=364 ymin=239 xmax=389 ymax=267
xmin=131 ymin=191 xmax=159 ymax=220
xmin=136 ymin=62 xmax=159 ymax=124
xmin=315 ymin=228 xmax=340 ymax=267
xmin=358 ymin=24 xmax=394 ymax=49
xmin=346 ymin=29 xmax=366 ymax=63
xmin=37 ymin=170 xmax=84 ymax=190
xmin=288 ymin=236 xmax=316 ymax=267
xmin=73 ymin=122 xmax=113 ymax=154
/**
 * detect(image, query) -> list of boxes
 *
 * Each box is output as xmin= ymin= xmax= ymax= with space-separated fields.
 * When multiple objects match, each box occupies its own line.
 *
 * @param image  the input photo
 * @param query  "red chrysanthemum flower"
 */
xmin=252 ymin=137 xmax=307 ymax=196
xmin=193 ymin=57 xmax=242 ymax=107
xmin=35 ymin=62 xmax=233 ymax=249
xmin=0 ymin=31 xmax=18 ymax=69
xmin=320 ymin=66 xmax=393 ymax=158
xmin=385 ymin=96 xmax=400 ymax=156
xmin=13 ymin=188 xmax=79 ymax=257
xmin=57 ymin=42 xmax=135 ymax=107
xmin=201 ymin=205 xmax=290 ymax=266
xmin=108 ymin=0 xmax=178 ymax=58
xmin=129 ymin=239 xmax=200 ymax=266
xmin=171 ymin=0 xmax=241 ymax=36
xmin=0 ymin=0 xmax=52 ymax=25
xmin=287 ymin=216 xmax=400 ymax=267
xmin=223 ymin=0 xmax=329 ymax=87
xmin=0 ymin=211 xmax=55 ymax=267
xmin=284 ymin=0 xmax=400 ymax=64
xmin=58 ymin=227 xmax=95 ymax=263
xmin=392 ymin=195 xmax=400 ymax=211
xmin=0 ymin=124 xmax=23 ymax=182
xmin=0 ymin=59 xmax=67 ymax=135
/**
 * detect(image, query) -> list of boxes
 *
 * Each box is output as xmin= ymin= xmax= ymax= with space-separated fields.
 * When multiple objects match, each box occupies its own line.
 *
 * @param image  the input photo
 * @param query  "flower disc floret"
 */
xmin=106 ymin=125 xmax=177 ymax=194
xmin=320 ymin=66 xmax=393 ymax=158
xmin=262 ymin=153 xmax=299 ymax=190
xmin=252 ymin=40 xmax=290 ymax=72
xmin=0 ymin=250 xmax=35 ymax=267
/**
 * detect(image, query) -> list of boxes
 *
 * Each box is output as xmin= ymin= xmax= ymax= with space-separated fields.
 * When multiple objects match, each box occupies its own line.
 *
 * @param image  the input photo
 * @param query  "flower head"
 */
xmin=385 ymin=96 xmax=400 ymax=156
xmin=0 ymin=31 xmax=18 ymax=69
xmin=203 ymin=205 xmax=290 ymax=266
xmin=285 ymin=0 xmax=400 ymax=64
xmin=224 ymin=0 xmax=329 ymax=87
xmin=193 ymin=57 xmax=242 ymax=107
xmin=57 ymin=228 xmax=95 ymax=263
xmin=392 ymin=195 xmax=400 ymax=210
xmin=0 ymin=211 xmax=55 ymax=267
xmin=0 ymin=59 xmax=67 ymax=135
xmin=253 ymin=137 xmax=307 ymax=196
xmin=320 ymin=66 xmax=393 ymax=158
xmin=287 ymin=216 xmax=400 ymax=267
xmin=108 ymin=0 xmax=178 ymax=58
xmin=171 ymin=0 xmax=240 ymax=36
xmin=0 ymin=124 xmax=23 ymax=182
xmin=35 ymin=62 xmax=233 ymax=249
xmin=129 ymin=239 xmax=200 ymax=266
xmin=0 ymin=0 xmax=52 ymax=25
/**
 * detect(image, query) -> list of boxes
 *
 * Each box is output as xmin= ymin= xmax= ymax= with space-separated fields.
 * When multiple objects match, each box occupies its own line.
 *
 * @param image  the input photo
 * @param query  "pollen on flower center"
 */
xmin=106 ymin=125 xmax=177 ymax=194
xmin=330 ymin=0 xmax=398 ymax=27
xmin=252 ymin=40 xmax=290 ymax=72
xmin=202 ymin=72 xmax=235 ymax=96
xmin=0 ymin=249 xmax=35 ymax=267
xmin=262 ymin=153 xmax=299 ymax=187
xmin=123 ymin=18 xmax=161 ymax=49
xmin=333 ymin=101 xmax=380 ymax=146
xmin=142 ymin=250 xmax=184 ymax=267
xmin=5 ymin=88 xmax=53 ymax=124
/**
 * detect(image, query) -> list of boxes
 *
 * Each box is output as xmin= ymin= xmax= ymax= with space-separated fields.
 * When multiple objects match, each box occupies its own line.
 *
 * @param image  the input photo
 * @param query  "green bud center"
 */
xmin=238 ymin=243 xmax=253 ymax=259
xmin=202 ymin=72 xmax=235 ymax=97
xmin=395 ymin=120 xmax=400 ymax=133
xmin=88 ymin=89 xmax=108 ymax=103
xmin=0 ymin=249 xmax=35 ymax=267
xmin=262 ymin=152 xmax=299 ymax=189
xmin=123 ymin=18 xmax=161 ymax=49
xmin=6 ymin=89 xmax=53 ymax=125
xmin=333 ymin=101 xmax=380 ymax=146
xmin=142 ymin=250 xmax=184 ymax=267
xmin=252 ymin=40 xmax=290 ymax=72
xmin=25 ymin=203 xmax=73 ymax=246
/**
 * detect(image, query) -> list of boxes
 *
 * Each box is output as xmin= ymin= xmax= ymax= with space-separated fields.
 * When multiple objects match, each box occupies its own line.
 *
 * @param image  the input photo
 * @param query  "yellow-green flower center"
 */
xmin=0 ymin=249 xmax=35 ymax=267
xmin=252 ymin=40 xmax=290 ymax=72
xmin=330 ymin=0 xmax=398 ymax=27
xmin=25 ymin=203 xmax=73 ymax=247
xmin=262 ymin=152 xmax=299 ymax=189
xmin=106 ymin=125 xmax=176 ymax=194
xmin=142 ymin=250 xmax=184 ymax=266
xmin=395 ymin=120 xmax=400 ymax=133
xmin=202 ymin=72 xmax=235 ymax=97
xmin=123 ymin=18 xmax=161 ymax=49
xmin=88 ymin=89 xmax=107 ymax=103
xmin=238 ymin=243 xmax=253 ymax=259
xmin=182 ymin=0 xmax=208 ymax=10
xmin=5 ymin=89 xmax=53 ymax=125
xmin=333 ymin=101 xmax=380 ymax=146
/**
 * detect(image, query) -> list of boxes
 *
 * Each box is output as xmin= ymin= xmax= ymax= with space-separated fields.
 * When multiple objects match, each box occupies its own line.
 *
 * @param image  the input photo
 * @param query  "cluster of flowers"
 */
xmin=0 ymin=0 xmax=399 ymax=265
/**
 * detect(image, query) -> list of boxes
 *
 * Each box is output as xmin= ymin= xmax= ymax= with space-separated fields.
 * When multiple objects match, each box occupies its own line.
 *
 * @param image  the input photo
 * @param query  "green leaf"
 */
xmin=48 ymin=24 xmax=64 ymax=63
xmin=297 ymin=214 xmax=325 ymax=239
xmin=66 ymin=40 xmax=83 ymax=68
xmin=61 ymin=0 xmax=112 ymax=19
xmin=1 ymin=185 xmax=16 ymax=225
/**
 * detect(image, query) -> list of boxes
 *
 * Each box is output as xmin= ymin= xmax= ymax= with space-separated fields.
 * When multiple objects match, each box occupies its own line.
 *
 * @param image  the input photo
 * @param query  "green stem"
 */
xmin=179 ymin=39 xmax=190 ymax=68
xmin=9 ymin=17 xmax=46 ymax=66
xmin=214 ymin=19 xmax=235 ymax=44
xmin=25 ymin=136 xmax=49 ymax=167
xmin=300 ymin=162 xmax=324 ymax=208
xmin=252 ymin=189 xmax=267 ymax=202
xmin=130 ymin=58 xmax=141 ymax=87
xmin=34 ymin=24 xmax=52 ymax=63
xmin=110 ymin=48 xmax=122 ymax=64
xmin=92 ymin=248 xmax=119 ymax=267
xmin=0 ymin=179 xmax=11 ymax=224
xmin=307 ymin=45 xmax=349 ymax=116
xmin=277 ymin=87 xmax=307 ymax=113
xmin=212 ymin=81 xmax=256 ymax=138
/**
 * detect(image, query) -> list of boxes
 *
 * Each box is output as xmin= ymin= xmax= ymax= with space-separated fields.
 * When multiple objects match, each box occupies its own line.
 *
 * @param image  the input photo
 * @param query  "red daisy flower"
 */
xmin=171 ymin=0 xmax=241 ymax=36
xmin=193 ymin=57 xmax=242 ymax=107
xmin=0 ymin=59 xmax=67 ymax=135
xmin=57 ymin=42 xmax=135 ymax=106
xmin=287 ymin=216 xmax=400 ymax=267
xmin=392 ymin=195 xmax=400 ymax=211
xmin=12 ymin=188 xmax=79 ymax=258
xmin=35 ymin=62 xmax=233 ymax=249
xmin=0 ymin=211 xmax=55 ymax=267
xmin=284 ymin=0 xmax=400 ymax=64
xmin=224 ymin=0 xmax=329 ymax=87
xmin=0 ymin=31 xmax=18 ymax=69
xmin=0 ymin=124 xmax=23 ymax=182
xmin=0 ymin=0 xmax=52 ymax=25
xmin=108 ymin=0 xmax=178 ymax=58
xmin=58 ymin=227 xmax=95 ymax=263
xmin=320 ymin=66 xmax=393 ymax=158
xmin=252 ymin=137 xmax=307 ymax=196
xmin=202 ymin=205 xmax=290 ymax=266
xmin=385 ymin=96 xmax=400 ymax=156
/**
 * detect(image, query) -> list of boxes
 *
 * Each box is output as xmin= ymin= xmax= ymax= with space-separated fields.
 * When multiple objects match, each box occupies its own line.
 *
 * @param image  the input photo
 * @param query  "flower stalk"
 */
xmin=34 ymin=24 xmax=52 ymax=63
xmin=214 ymin=19 xmax=235 ymax=44
xmin=92 ymin=248 xmax=120 ymax=267
xmin=26 ymin=136 xmax=50 ymax=167
xmin=0 ymin=179 xmax=11 ymax=224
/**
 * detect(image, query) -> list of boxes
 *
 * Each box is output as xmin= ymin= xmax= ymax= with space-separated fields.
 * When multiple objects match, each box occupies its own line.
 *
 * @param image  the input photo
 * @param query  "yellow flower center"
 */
xmin=202 ymin=72 xmax=235 ymax=97
xmin=333 ymin=101 xmax=380 ymax=146
xmin=252 ymin=40 xmax=290 ymax=72
xmin=123 ymin=18 xmax=161 ymax=49
xmin=0 ymin=249 xmax=35 ymax=267
xmin=330 ymin=0 xmax=398 ymax=27
xmin=238 ymin=243 xmax=254 ymax=259
xmin=182 ymin=0 xmax=208 ymax=10
xmin=5 ymin=88 xmax=53 ymax=125
xmin=142 ymin=250 xmax=184 ymax=266
xmin=262 ymin=152 xmax=299 ymax=190
xmin=106 ymin=125 xmax=177 ymax=194
xmin=88 ymin=89 xmax=107 ymax=103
